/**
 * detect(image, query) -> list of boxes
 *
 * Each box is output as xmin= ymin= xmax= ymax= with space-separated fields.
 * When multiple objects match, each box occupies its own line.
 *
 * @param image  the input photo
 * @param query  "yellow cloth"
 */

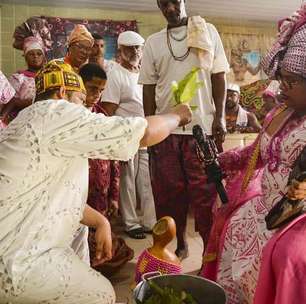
xmin=35 ymin=59 xmax=86 ymax=96
xmin=187 ymin=16 xmax=214 ymax=70
xmin=68 ymin=24 xmax=94 ymax=46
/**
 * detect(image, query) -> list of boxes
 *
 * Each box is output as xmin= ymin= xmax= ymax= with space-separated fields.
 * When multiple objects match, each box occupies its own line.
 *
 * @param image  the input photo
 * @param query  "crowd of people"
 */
xmin=0 ymin=0 xmax=306 ymax=303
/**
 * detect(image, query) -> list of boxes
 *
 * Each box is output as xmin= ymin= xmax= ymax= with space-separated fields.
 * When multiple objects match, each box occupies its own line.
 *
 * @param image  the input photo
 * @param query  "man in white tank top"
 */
xmin=226 ymin=83 xmax=261 ymax=133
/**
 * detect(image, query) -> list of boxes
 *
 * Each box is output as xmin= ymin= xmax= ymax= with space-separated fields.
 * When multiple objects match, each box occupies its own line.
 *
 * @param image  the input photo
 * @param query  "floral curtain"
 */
xmin=240 ymin=79 xmax=271 ymax=123
xmin=41 ymin=16 xmax=138 ymax=60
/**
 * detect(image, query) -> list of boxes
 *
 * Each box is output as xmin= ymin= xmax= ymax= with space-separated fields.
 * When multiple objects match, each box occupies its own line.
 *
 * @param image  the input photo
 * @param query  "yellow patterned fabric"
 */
xmin=35 ymin=60 xmax=86 ymax=96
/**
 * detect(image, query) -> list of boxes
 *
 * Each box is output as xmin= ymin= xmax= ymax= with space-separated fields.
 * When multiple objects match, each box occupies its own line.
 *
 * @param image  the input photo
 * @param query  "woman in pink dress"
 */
xmin=253 ymin=5 xmax=306 ymax=304
xmin=1 ymin=36 xmax=45 ymax=125
xmin=201 ymin=4 xmax=306 ymax=303
xmin=0 ymin=71 xmax=15 ymax=128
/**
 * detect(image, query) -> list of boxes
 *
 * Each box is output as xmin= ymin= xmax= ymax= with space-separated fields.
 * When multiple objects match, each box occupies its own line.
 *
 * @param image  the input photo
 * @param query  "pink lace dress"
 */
xmin=0 ymin=71 xmax=15 ymax=129
xmin=213 ymin=110 xmax=306 ymax=303
xmin=0 ymin=71 xmax=15 ymax=104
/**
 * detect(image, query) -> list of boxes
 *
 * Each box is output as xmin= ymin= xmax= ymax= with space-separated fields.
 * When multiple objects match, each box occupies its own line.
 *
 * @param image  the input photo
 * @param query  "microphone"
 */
xmin=192 ymin=124 xmax=228 ymax=204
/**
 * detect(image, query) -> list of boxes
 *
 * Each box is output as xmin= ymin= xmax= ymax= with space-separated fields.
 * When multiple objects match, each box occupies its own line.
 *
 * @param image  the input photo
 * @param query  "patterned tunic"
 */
xmin=9 ymin=71 xmax=36 ymax=101
xmin=217 ymin=111 xmax=306 ymax=303
xmin=0 ymin=71 xmax=15 ymax=105
xmin=0 ymin=71 xmax=15 ymax=129
xmin=0 ymin=99 xmax=147 ymax=303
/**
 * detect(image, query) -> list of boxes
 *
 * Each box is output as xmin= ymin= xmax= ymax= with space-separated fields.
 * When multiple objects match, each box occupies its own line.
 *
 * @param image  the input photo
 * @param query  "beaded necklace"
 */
xmin=166 ymin=26 xmax=190 ymax=61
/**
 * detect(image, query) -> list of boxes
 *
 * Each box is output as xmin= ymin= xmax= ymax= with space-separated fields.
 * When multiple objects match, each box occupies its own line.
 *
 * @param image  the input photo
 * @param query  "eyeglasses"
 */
xmin=71 ymin=43 xmax=92 ymax=54
xmin=275 ymin=71 xmax=306 ymax=90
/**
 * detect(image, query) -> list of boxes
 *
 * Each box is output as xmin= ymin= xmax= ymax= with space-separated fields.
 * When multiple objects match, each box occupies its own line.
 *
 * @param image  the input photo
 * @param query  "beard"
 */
xmin=121 ymin=52 xmax=141 ymax=67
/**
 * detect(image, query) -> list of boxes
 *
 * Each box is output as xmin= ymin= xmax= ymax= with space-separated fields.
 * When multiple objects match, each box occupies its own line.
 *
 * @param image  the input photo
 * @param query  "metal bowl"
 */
xmin=133 ymin=273 xmax=227 ymax=304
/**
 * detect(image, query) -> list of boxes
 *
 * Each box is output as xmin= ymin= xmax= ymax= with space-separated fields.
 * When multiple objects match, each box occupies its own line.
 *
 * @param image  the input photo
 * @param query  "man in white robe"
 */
xmin=0 ymin=60 xmax=192 ymax=304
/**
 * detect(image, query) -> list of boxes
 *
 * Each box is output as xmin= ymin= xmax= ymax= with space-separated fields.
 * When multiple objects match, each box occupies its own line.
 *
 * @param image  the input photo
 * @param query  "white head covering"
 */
xmin=23 ymin=36 xmax=44 ymax=55
xmin=117 ymin=31 xmax=145 ymax=47
xmin=227 ymin=83 xmax=240 ymax=94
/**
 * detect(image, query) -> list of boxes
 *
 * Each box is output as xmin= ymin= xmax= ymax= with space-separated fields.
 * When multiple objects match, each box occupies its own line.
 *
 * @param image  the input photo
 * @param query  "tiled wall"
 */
xmin=0 ymin=3 xmax=166 ymax=75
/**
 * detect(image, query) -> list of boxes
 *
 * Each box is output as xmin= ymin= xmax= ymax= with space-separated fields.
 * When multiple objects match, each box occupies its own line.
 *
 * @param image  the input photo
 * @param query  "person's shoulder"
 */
xmin=104 ymin=59 xmax=117 ymax=72
xmin=205 ymin=22 xmax=220 ymax=36
xmin=247 ymin=111 xmax=258 ymax=122
xmin=9 ymin=72 xmax=24 ymax=81
xmin=146 ymin=29 xmax=167 ymax=44
xmin=34 ymin=99 xmax=85 ymax=114
xmin=107 ymin=63 xmax=126 ymax=80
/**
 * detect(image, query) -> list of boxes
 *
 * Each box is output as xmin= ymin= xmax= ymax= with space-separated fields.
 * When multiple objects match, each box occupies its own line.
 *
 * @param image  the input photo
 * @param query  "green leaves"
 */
xmin=171 ymin=67 xmax=204 ymax=110
xmin=141 ymin=281 xmax=198 ymax=304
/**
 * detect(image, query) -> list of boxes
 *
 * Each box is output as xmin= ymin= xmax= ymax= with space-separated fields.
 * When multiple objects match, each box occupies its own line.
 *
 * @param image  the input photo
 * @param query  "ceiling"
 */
xmin=1 ymin=0 xmax=304 ymax=22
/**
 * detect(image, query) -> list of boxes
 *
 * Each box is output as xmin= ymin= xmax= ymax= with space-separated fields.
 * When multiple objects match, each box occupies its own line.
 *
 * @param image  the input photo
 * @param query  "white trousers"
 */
xmin=119 ymin=150 xmax=156 ymax=231
xmin=0 ymin=248 xmax=115 ymax=304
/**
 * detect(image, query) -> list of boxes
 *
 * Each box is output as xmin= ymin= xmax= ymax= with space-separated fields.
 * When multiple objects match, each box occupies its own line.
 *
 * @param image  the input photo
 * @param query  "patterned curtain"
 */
xmin=240 ymin=79 xmax=271 ymax=123
xmin=221 ymin=32 xmax=275 ymax=87
xmin=41 ymin=16 xmax=138 ymax=60
xmin=214 ymin=24 xmax=277 ymax=121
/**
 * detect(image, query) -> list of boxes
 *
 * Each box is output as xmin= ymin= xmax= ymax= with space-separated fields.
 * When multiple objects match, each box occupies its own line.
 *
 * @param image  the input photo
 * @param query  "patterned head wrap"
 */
xmin=13 ymin=17 xmax=52 ymax=52
xmin=262 ymin=4 xmax=306 ymax=78
xmin=35 ymin=60 xmax=86 ymax=96
xmin=23 ymin=36 xmax=44 ymax=55
xmin=68 ymin=24 xmax=94 ymax=47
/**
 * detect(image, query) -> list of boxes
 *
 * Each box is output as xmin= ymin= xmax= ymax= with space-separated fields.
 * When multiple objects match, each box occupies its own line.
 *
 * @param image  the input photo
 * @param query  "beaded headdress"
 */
xmin=35 ymin=60 xmax=86 ymax=96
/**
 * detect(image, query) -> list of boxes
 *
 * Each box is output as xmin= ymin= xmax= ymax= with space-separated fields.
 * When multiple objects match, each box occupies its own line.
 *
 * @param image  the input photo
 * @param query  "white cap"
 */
xmin=227 ymin=83 xmax=240 ymax=94
xmin=117 ymin=31 xmax=145 ymax=47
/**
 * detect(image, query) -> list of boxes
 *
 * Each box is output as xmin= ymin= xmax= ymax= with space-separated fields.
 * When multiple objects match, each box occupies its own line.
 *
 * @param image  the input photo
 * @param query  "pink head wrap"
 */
xmin=23 ymin=36 xmax=44 ymax=55
xmin=68 ymin=24 xmax=94 ymax=47
xmin=262 ymin=4 xmax=306 ymax=78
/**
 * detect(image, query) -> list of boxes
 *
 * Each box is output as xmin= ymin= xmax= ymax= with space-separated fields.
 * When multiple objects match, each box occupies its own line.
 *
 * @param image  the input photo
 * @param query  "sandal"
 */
xmin=126 ymin=227 xmax=146 ymax=239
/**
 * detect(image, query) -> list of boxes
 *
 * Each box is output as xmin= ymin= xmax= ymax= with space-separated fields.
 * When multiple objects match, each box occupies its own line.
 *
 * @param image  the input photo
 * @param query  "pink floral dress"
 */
xmin=0 ymin=71 xmax=15 ymax=129
xmin=216 ymin=110 xmax=306 ymax=303
xmin=0 ymin=71 xmax=15 ymax=104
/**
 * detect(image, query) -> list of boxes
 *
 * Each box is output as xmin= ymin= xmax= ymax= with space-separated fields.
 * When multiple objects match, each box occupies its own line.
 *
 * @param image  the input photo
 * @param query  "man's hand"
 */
xmin=171 ymin=104 xmax=192 ymax=127
xmin=287 ymin=179 xmax=306 ymax=200
xmin=92 ymin=217 xmax=112 ymax=267
xmin=212 ymin=116 xmax=226 ymax=151
xmin=107 ymin=200 xmax=119 ymax=217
